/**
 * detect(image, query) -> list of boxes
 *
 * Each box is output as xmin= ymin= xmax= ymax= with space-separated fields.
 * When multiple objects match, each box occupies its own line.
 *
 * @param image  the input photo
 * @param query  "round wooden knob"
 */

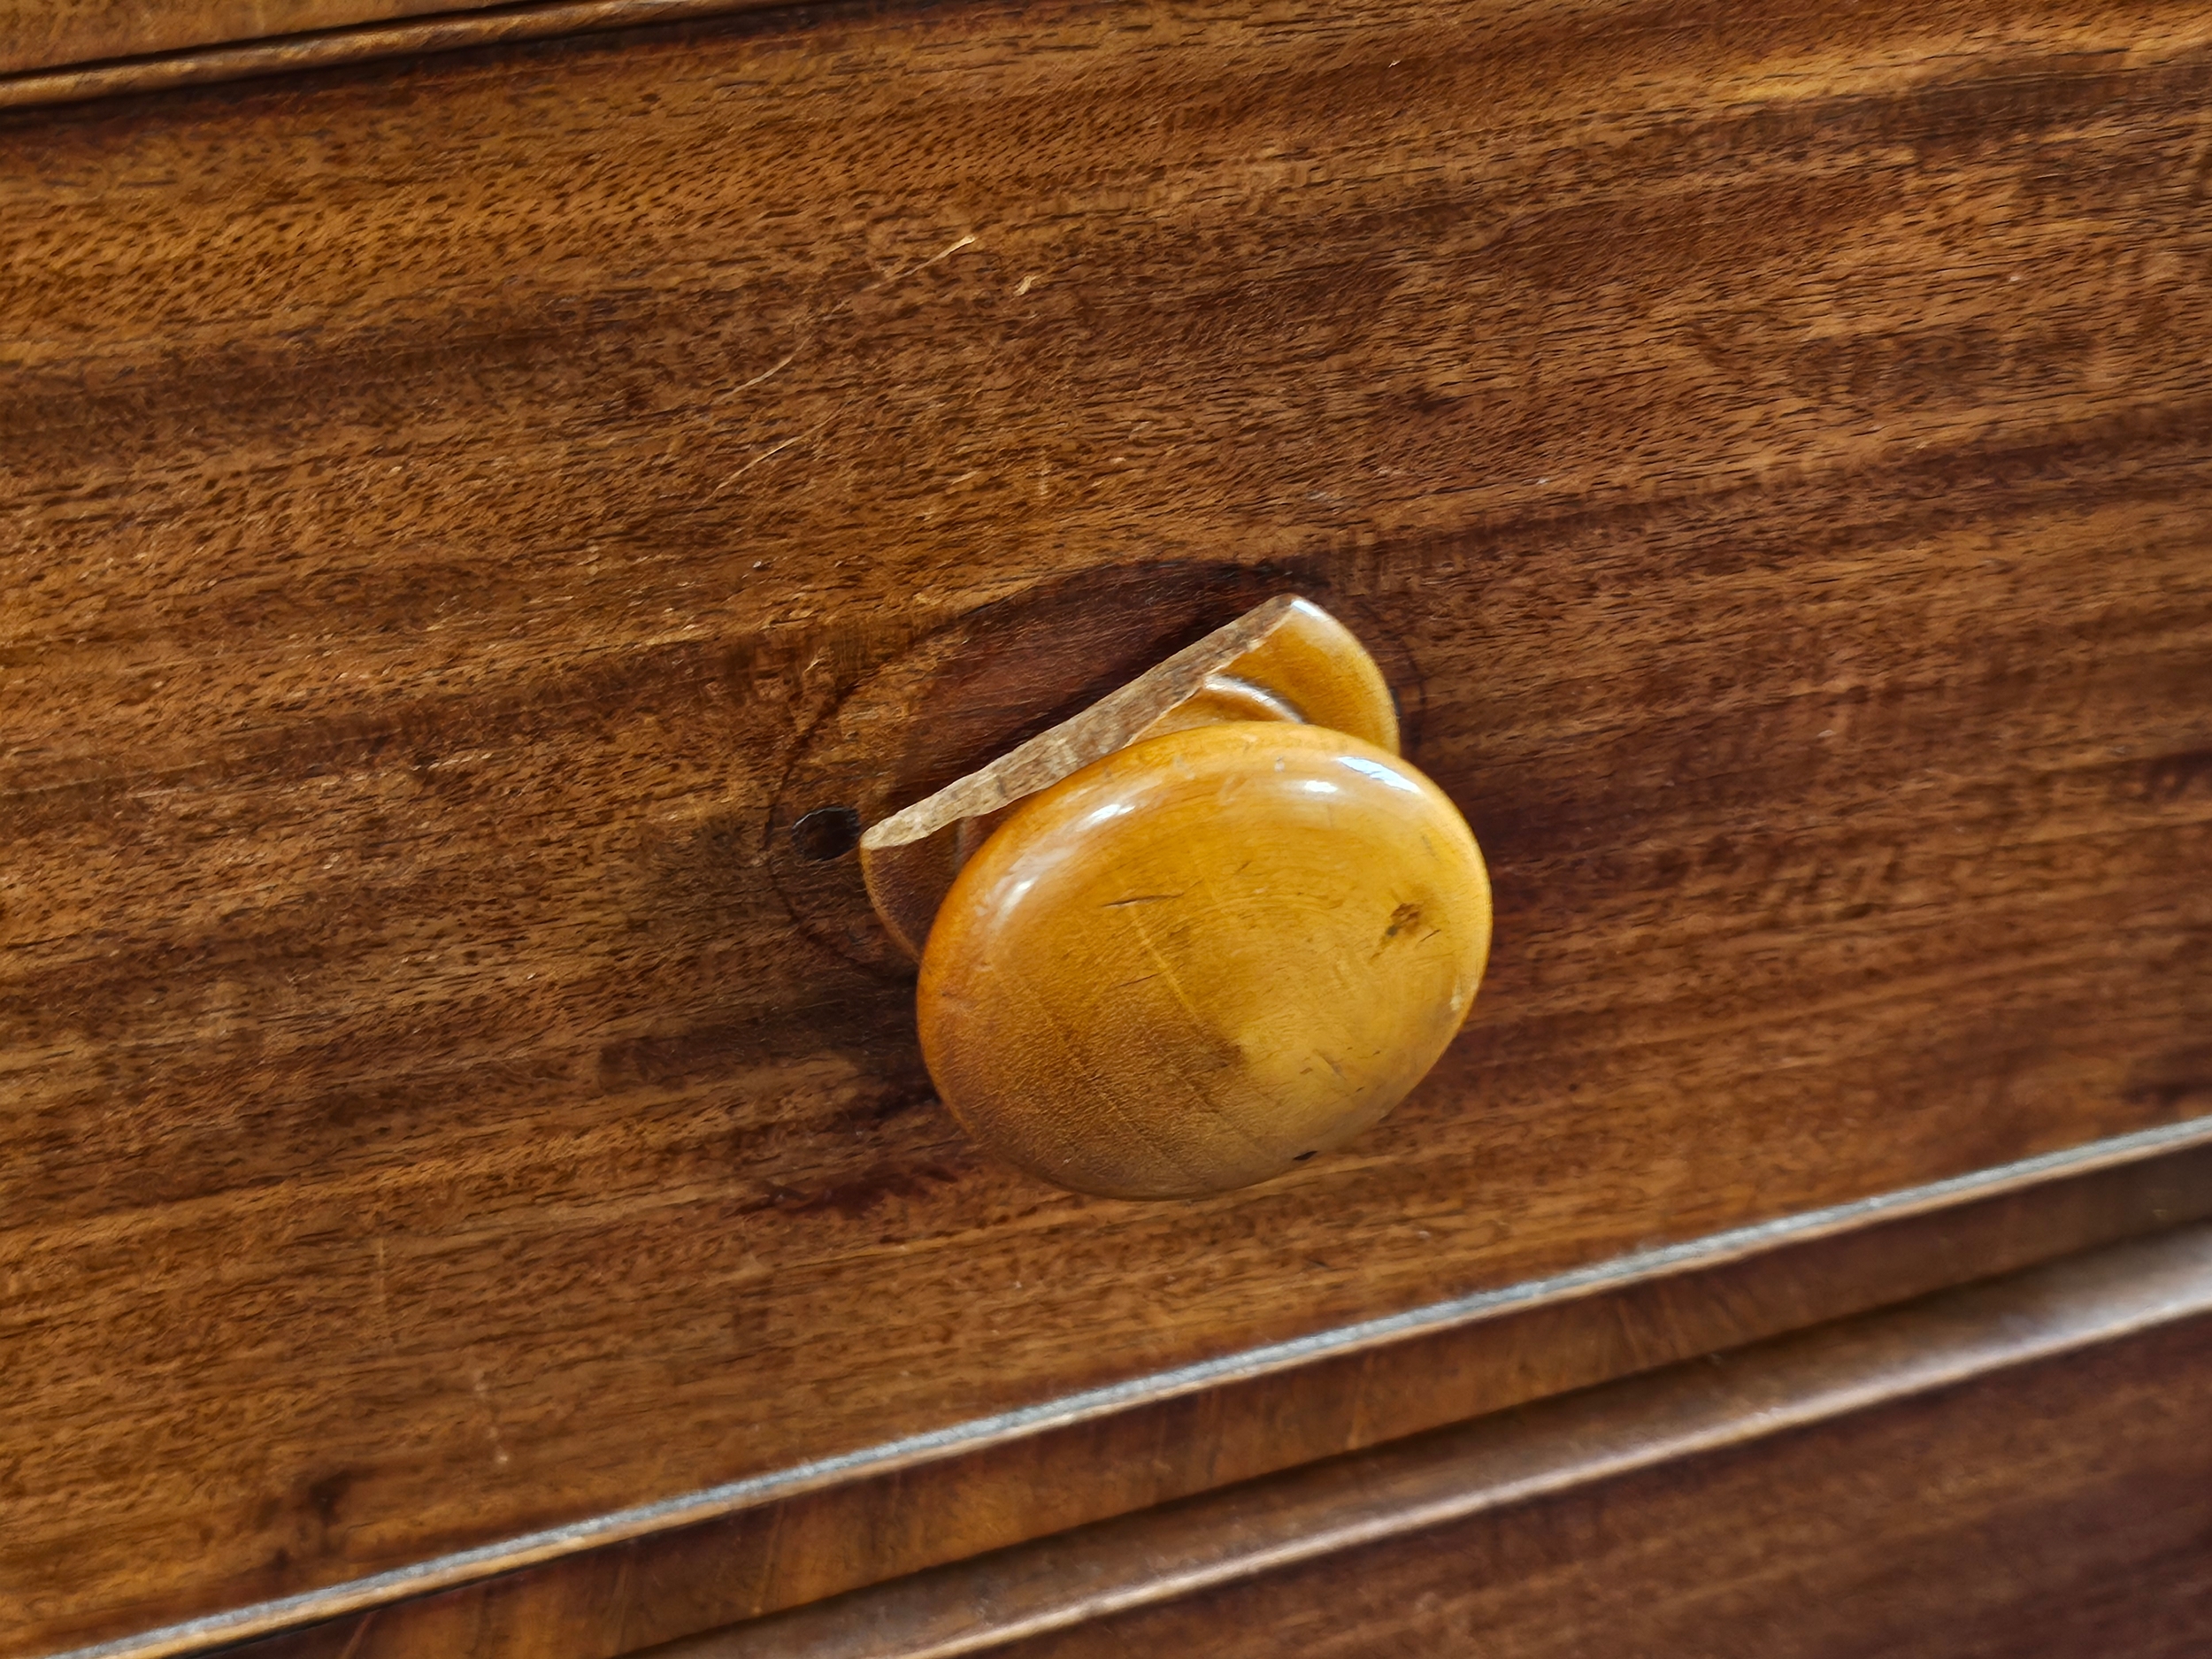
xmin=917 ymin=721 xmax=1492 ymax=1199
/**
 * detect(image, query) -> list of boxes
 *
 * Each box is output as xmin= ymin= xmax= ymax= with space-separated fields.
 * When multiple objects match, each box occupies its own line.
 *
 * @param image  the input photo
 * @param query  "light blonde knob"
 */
xmin=917 ymin=721 xmax=1491 ymax=1199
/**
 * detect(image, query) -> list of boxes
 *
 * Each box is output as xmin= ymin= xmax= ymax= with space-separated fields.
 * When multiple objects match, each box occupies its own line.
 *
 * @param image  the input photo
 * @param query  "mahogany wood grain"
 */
xmin=211 ymin=1125 xmax=2212 ymax=1659
xmin=4 ymin=0 xmax=2211 ymax=1652
xmin=650 ymin=1221 xmax=2212 ymax=1658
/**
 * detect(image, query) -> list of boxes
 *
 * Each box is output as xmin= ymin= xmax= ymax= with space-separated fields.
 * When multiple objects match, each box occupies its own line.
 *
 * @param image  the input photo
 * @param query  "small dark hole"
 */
xmin=1293 ymin=1150 xmax=1318 ymax=1163
xmin=791 ymin=806 xmax=862 ymax=863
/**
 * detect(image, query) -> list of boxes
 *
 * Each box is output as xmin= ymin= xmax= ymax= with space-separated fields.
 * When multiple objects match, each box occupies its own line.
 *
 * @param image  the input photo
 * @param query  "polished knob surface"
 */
xmin=918 ymin=721 xmax=1491 ymax=1200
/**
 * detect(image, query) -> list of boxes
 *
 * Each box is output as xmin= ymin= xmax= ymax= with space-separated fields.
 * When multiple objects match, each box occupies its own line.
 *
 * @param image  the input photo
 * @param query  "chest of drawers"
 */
xmin=4 ymin=3 xmax=2209 ymax=1654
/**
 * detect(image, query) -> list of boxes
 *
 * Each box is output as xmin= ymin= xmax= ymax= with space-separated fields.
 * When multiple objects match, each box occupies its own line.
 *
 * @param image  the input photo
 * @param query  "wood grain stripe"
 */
xmin=0 ymin=0 xmax=787 ymax=109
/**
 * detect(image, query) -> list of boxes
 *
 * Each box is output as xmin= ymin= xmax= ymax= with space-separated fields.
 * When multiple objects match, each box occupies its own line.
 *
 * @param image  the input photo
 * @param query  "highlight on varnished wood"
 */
xmin=0 ymin=0 xmax=445 ymax=78
xmin=0 ymin=0 xmax=787 ymax=100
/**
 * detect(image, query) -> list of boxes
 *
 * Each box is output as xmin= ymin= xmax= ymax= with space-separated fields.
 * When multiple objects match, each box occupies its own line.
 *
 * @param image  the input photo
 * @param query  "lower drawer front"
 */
xmin=661 ymin=1225 xmax=2212 ymax=1659
xmin=1017 ymin=1325 xmax=2212 ymax=1659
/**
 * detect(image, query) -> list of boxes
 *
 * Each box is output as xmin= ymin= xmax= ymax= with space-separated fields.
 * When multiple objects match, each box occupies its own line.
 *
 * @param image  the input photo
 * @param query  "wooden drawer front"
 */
xmin=994 ymin=1242 xmax=2212 ymax=1659
xmin=5 ymin=1 xmax=2210 ymax=1652
xmin=672 ymin=1225 xmax=2212 ymax=1659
